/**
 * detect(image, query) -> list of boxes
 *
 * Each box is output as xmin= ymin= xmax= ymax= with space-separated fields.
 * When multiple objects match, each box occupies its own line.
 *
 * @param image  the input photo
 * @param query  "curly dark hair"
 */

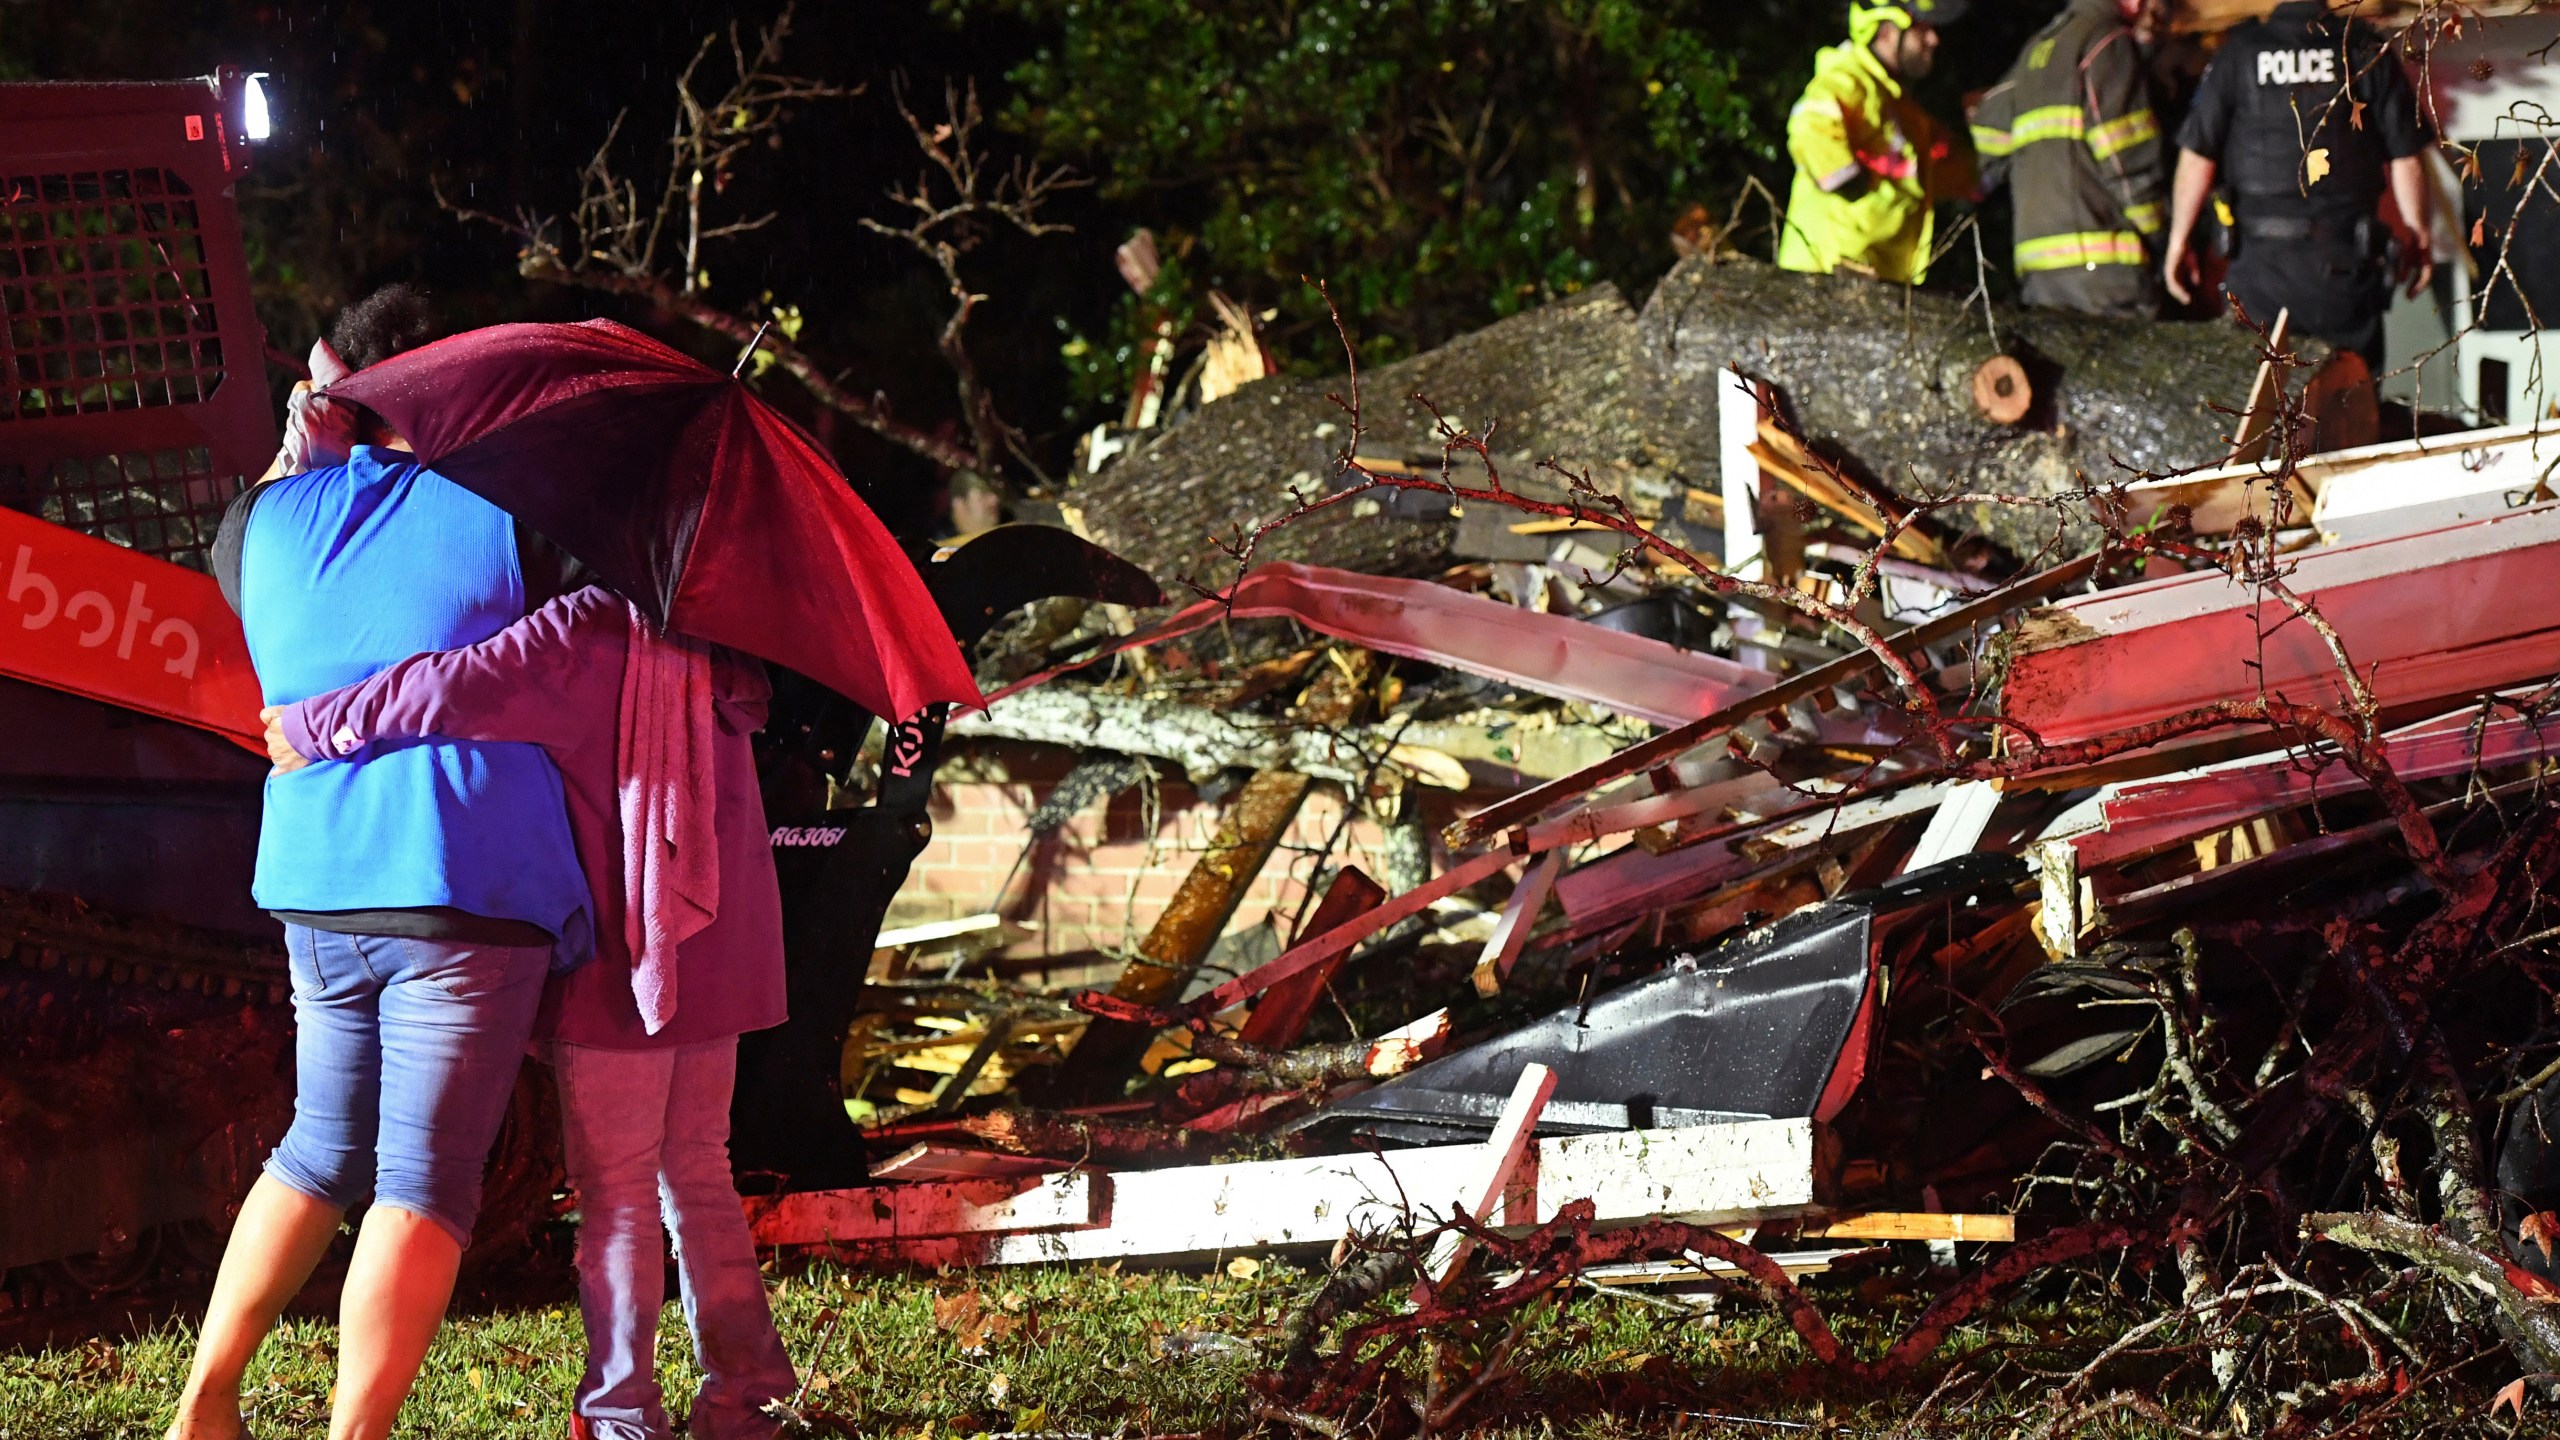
xmin=328 ymin=282 xmax=439 ymax=372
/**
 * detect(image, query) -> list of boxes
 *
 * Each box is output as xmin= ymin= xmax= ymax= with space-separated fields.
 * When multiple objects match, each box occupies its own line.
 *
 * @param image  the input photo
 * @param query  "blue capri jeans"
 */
xmin=264 ymin=925 xmax=549 ymax=1246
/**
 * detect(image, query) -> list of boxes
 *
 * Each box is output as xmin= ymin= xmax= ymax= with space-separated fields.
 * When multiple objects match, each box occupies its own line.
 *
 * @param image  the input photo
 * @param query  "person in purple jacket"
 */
xmin=264 ymin=585 xmax=798 ymax=1440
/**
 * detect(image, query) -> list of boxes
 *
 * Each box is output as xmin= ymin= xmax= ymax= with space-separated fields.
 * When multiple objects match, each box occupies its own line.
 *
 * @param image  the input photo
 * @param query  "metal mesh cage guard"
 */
xmin=0 ymin=160 xmax=255 ymax=573
xmin=3 ymin=167 xmax=227 ymax=420
xmin=0 ymin=448 xmax=237 ymax=573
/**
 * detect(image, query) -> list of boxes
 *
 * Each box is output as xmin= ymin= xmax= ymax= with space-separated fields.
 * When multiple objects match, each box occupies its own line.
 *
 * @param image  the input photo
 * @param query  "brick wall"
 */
xmin=887 ymin=741 xmax=1411 ymax=963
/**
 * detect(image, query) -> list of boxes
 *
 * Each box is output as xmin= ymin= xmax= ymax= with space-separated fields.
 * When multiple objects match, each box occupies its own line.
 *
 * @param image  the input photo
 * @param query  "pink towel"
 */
xmin=615 ymin=601 xmax=721 ymax=1033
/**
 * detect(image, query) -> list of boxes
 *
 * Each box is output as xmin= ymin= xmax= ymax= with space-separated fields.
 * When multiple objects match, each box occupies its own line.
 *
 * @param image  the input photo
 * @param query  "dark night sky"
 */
xmin=4 ymin=0 xmax=1112 ymax=533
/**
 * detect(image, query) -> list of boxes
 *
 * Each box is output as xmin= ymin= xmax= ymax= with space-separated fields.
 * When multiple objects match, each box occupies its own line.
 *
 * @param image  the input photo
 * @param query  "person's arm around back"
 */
xmin=265 ymin=587 xmax=615 ymax=772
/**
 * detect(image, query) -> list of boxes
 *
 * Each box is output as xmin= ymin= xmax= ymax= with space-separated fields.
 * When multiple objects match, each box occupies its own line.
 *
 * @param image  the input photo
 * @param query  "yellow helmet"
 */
xmin=1850 ymin=0 xmax=1969 ymax=44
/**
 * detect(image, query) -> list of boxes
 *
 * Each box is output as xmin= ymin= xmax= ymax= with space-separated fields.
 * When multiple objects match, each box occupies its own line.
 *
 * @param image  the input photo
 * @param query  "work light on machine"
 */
xmin=243 ymin=71 xmax=271 ymax=141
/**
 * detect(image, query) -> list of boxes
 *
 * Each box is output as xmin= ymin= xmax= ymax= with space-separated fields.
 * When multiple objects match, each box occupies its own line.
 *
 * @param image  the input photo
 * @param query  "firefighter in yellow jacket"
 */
xmin=1970 ymin=0 xmax=2170 ymax=315
xmin=1780 ymin=0 xmax=1978 ymax=285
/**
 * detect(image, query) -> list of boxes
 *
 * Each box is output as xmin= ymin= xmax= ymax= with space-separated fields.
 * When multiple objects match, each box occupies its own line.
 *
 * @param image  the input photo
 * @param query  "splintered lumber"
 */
xmin=1077 ymin=848 xmax=1520 ymax=1032
xmin=753 ymin=1118 xmax=1824 ymax=1267
xmin=2001 ymin=504 xmax=2560 ymax=751
xmin=2310 ymin=421 xmax=2560 ymax=544
xmin=2111 ymin=419 xmax=2559 ymax=541
xmin=1634 ymin=257 xmax=2305 ymax=560
xmin=1420 ymin=1063 xmax=1559 ymax=1289
xmin=1240 ymin=867 xmax=1387 ymax=1049
xmin=1786 ymin=1211 xmax=2016 ymax=1243
xmin=868 ymin=1144 xmax=1074 ymax=1182
xmin=2066 ymin=699 xmax=2560 ymax=867
xmin=1553 ymin=780 xmax=1950 ymax=932
xmin=1473 ymin=849 xmax=1564 ymax=997
xmin=746 ymin=1171 xmax=1099 ymax=1246
xmin=1750 ymin=418 xmax=1947 ymax=565
xmin=1443 ymin=551 xmax=2104 ymax=850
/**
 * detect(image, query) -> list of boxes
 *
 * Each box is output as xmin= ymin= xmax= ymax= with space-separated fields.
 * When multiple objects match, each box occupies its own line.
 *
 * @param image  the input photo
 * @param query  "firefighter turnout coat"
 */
xmin=1780 ymin=39 xmax=1974 ymax=285
xmin=1970 ymin=0 xmax=2166 ymax=315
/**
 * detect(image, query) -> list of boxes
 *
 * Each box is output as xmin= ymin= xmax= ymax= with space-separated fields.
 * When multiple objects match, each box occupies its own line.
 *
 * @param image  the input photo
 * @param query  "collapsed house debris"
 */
xmin=746 ymin=246 xmax=2560 ymax=1436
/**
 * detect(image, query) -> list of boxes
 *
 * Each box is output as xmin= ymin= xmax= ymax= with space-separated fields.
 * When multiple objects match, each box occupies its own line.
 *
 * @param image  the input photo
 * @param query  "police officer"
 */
xmin=2159 ymin=0 xmax=2434 ymax=363
xmin=1970 ymin=0 xmax=2170 ymax=316
xmin=1781 ymin=0 xmax=1977 ymax=285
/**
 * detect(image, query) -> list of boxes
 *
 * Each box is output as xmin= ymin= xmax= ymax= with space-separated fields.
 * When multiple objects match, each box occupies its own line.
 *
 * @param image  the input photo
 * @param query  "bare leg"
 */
xmin=325 ymin=1206 xmax=464 ymax=1440
xmin=167 ymin=1175 xmax=346 ymax=1440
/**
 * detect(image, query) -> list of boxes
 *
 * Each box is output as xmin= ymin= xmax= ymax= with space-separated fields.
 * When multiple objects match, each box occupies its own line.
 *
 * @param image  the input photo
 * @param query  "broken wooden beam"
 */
xmin=745 ymin=1170 xmax=1098 ymax=1246
xmin=2002 ymin=503 xmax=2560 ymax=753
xmin=1420 ymin=1062 xmax=1558 ymax=1290
xmin=1442 ymin=551 xmax=2104 ymax=850
xmin=1782 ymin=1211 xmax=2016 ymax=1243
xmin=1472 ymin=850 xmax=1564 ymax=997
xmin=755 ymin=1117 xmax=1825 ymax=1268
xmin=867 ymin=1144 xmax=1075 ymax=1183
xmin=1240 ymin=867 xmax=1387 ymax=1049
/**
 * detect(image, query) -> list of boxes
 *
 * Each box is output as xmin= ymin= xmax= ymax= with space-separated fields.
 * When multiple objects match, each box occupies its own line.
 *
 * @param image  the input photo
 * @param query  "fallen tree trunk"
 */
xmin=1635 ymin=255 xmax=2313 ymax=558
xmin=1070 ymin=257 xmax=2308 ymax=584
xmin=951 ymin=686 xmax=1449 ymax=787
xmin=1070 ymin=285 xmax=1673 ymax=587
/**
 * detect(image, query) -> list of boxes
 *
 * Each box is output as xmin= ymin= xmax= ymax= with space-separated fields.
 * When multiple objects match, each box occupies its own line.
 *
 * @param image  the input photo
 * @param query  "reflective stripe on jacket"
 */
xmin=1780 ymin=39 xmax=1973 ymax=285
xmin=1970 ymin=0 xmax=2166 ymax=284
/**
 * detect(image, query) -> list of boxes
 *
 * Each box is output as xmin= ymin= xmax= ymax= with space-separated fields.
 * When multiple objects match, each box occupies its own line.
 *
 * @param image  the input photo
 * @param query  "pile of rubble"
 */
xmin=754 ymin=261 xmax=2560 ymax=1414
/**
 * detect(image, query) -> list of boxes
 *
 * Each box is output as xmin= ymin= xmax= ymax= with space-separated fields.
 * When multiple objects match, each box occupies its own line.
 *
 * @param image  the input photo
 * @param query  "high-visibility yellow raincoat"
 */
xmin=1779 ymin=39 xmax=1974 ymax=284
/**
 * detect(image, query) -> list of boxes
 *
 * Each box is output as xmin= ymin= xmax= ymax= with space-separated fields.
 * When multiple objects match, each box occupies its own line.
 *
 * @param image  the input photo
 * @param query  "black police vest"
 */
xmin=2216 ymin=14 xmax=2394 ymax=210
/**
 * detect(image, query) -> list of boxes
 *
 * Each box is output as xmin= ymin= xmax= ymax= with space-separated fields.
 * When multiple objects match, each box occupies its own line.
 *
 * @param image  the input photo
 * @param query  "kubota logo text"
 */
xmin=9 ymin=544 xmax=204 ymax=678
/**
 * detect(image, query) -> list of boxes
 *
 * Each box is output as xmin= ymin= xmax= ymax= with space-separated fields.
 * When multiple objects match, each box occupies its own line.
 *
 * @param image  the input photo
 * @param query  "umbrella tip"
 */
xmin=733 ymin=321 xmax=774 ymax=378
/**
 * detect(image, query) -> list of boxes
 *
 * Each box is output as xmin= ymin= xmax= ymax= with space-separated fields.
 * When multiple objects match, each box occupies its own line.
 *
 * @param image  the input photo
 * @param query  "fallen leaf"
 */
xmin=1226 ymin=1256 xmax=1263 ymax=1280
xmin=467 ymin=1366 xmax=485 ymax=1392
xmin=2306 ymin=147 xmax=2333 ymax=186
xmin=2493 ymin=1376 xmax=2528 ymax=1422
xmin=2521 ymin=1211 xmax=2559 ymax=1263
xmin=986 ymin=1372 xmax=1011 ymax=1406
xmin=933 ymin=1290 xmax=985 ymax=1334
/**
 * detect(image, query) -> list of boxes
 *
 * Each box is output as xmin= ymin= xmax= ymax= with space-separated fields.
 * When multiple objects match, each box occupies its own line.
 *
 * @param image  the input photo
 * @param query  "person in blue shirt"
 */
xmin=168 ymin=286 xmax=594 ymax=1440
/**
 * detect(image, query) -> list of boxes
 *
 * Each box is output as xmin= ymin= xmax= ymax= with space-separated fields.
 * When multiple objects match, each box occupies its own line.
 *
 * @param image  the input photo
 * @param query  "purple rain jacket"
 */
xmin=281 ymin=586 xmax=787 ymax=1049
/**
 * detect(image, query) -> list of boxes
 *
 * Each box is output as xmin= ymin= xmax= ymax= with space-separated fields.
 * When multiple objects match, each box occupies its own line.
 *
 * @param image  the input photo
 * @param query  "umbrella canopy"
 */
xmin=327 ymin=319 xmax=978 ymax=721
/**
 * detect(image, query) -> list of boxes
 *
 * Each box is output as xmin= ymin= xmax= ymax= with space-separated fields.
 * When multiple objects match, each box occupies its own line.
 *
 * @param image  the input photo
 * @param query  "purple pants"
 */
xmin=548 ymin=1038 xmax=796 ymax=1440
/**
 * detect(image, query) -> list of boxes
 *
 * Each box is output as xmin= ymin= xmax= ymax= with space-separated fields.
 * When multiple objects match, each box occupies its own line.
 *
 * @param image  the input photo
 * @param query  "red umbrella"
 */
xmin=327 ymin=319 xmax=979 ymax=721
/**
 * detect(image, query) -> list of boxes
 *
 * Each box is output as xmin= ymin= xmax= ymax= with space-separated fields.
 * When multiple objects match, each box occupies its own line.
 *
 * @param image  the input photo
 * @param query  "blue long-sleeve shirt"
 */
xmin=236 ymin=446 xmax=593 ymax=965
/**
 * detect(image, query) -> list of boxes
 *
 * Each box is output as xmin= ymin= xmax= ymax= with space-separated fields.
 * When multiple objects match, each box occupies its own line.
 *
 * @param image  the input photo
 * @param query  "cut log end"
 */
xmin=1972 ymin=355 xmax=2034 ymax=427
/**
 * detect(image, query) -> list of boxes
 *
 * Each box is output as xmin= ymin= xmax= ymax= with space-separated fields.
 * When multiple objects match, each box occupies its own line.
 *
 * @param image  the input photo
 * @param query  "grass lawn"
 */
xmin=0 ymin=1255 xmax=2498 ymax=1438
